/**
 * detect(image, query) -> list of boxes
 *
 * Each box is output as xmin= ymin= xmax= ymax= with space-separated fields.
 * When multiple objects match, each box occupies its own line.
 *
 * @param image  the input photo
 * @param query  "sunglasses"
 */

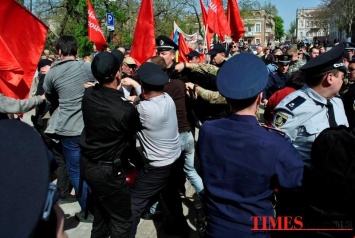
xmin=232 ymin=45 xmax=238 ymax=48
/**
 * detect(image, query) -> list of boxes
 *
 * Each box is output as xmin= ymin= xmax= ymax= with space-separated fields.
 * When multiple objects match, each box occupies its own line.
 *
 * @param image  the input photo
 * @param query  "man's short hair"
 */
xmin=287 ymin=47 xmax=298 ymax=56
xmin=148 ymin=56 xmax=167 ymax=71
xmin=55 ymin=35 xmax=78 ymax=56
xmin=305 ymin=69 xmax=340 ymax=87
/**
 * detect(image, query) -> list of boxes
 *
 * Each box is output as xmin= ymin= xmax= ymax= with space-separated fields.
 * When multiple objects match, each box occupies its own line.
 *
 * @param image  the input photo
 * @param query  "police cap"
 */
xmin=276 ymin=55 xmax=292 ymax=65
xmin=217 ymin=54 xmax=268 ymax=100
xmin=300 ymin=44 xmax=347 ymax=75
xmin=137 ymin=62 xmax=169 ymax=86
xmin=156 ymin=35 xmax=178 ymax=52
xmin=207 ymin=44 xmax=225 ymax=56
xmin=186 ymin=50 xmax=200 ymax=58
xmin=344 ymin=42 xmax=355 ymax=51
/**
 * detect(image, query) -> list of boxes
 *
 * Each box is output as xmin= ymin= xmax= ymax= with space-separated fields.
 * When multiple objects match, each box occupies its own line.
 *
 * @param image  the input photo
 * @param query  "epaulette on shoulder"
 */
xmin=261 ymin=125 xmax=286 ymax=136
xmin=285 ymin=96 xmax=306 ymax=111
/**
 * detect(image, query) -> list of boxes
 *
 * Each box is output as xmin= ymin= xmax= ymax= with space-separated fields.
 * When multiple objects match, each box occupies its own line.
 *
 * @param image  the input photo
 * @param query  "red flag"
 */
xmin=199 ymin=0 xmax=208 ymax=26
xmin=177 ymin=33 xmax=194 ymax=63
xmin=130 ymin=0 xmax=156 ymax=64
xmin=227 ymin=0 xmax=245 ymax=41
xmin=207 ymin=0 xmax=230 ymax=41
xmin=0 ymin=0 xmax=48 ymax=99
xmin=88 ymin=0 xmax=107 ymax=50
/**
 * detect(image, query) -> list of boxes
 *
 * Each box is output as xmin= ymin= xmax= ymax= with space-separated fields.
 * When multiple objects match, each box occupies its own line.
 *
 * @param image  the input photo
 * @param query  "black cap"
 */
xmin=111 ymin=50 xmax=124 ymax=66
xmin=344 ymin=42 xmax=355 ymax=51
xmin=0 ymin=120 xmax=50 ymax=237
xmin=186 ymin=50 xmax=200 ymax=58
xmin=300 ymin=44 xmax=347 ymax=75
xmin=156 ymin=35 xmax=178 ymax=52
xmin=137 ymin=62 xmax=169 ymax=86
xmin=334 ymin=38 xmax=340 ymax=44
xmin=276 ymin=55 xmax=292 ymax=65
xmin=207 ymin=44 xmax=225 ymax=56
xmin=91 ymin=52 xmax=122 ymax=82
xmin=217 ymin=54 xmax=268 ymax=100
xmin=37 ymin=59 xmax=52 ymax=72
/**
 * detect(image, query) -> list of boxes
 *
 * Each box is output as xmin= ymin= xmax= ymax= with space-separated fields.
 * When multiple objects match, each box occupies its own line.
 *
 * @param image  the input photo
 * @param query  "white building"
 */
xmin=296 ymin=8 xmax=326 ymax=41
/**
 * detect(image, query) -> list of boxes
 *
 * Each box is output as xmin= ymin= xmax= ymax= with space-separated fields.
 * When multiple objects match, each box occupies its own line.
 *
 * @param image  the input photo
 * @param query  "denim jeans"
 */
xmin=180 ymin=131 xmax=204 ymax=196
xmin=61 ymin=136 xmax=88 ymax=212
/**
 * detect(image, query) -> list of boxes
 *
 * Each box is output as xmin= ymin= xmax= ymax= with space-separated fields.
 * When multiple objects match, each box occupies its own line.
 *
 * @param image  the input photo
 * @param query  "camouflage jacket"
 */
xmin=288 ymin=60 xmax=306 ymax=75
xmin=198 ymin=88 xmax=227 ymax=104
xmin=191 ymin=63 xmax=219 ymax=76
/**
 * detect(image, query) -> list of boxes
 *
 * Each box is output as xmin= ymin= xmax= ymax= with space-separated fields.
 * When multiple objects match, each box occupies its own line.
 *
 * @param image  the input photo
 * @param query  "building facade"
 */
xmin=296 ymin=8 xmax=326 ymax=42
xmin=242 ymin=10 xmax=275 ymax=46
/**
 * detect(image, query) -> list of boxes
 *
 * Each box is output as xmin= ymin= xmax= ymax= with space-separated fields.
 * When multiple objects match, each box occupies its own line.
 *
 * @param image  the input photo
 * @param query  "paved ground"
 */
xmin=59 ymin=182 xmax=200 ymax=238
xmin=22 ymin=102 xmax=266 ymax=238
xmin=22 ymin=110 xmax=201 ymax=238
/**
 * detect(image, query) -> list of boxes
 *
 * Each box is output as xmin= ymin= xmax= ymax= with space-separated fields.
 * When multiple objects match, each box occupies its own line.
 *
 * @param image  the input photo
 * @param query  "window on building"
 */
xmin=247 ymin=26 xmax=253 ymax=32
xmin=306 ymin=32 xmax=310 ymax=37
xmin=311 ymin=21 xmax=314 ymax=27
xmin=300 ymin=21 xmax=303 ymax=27
xmin=300 ymin=32 xmax=303 ymax=37
xmin=255 ymin=23 xmax=261 ymax=33
xmin=306 ymin=21 xmax=309 ymax=27
xmin=256 ymin=38 xmax=261 ymax=44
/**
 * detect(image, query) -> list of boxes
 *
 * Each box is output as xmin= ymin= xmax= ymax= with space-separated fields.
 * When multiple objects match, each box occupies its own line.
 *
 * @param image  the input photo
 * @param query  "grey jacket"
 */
xmin=44 ymin=59 xmax=94 ymax=136
xmin=0 ymin=93 xmax=43 ymax=114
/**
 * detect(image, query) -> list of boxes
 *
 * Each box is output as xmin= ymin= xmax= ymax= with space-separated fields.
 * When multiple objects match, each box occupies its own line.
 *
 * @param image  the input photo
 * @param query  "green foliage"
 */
xmin=286 ymin=20 xmax=296 ymax=39
xmin=274 ymin=15 xmax=285 ymax=41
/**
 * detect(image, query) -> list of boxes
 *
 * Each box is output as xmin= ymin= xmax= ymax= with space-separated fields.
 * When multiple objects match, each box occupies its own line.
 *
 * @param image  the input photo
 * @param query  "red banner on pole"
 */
xmin=227 ymin=0 xmax=245 ymax=41
xmin=88 ymin=0 xmax=107 ymax=51
xmin=130 ymin=0 xmax=156 ymax=64
xmin=207 ymin=0 xmax=230 ymax=41
xmin=0 ymin=0 xmax=48 ymax=99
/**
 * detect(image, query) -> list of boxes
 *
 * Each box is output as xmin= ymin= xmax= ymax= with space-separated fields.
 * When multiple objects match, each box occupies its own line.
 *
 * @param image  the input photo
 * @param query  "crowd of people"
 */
xmin=1 ymin=34 xmax=355 ymax=238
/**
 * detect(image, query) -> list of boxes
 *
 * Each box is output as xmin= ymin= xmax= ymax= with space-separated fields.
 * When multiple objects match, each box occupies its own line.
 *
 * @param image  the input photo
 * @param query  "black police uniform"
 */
xmin=264 ymin=55 xmax=291 ymax=99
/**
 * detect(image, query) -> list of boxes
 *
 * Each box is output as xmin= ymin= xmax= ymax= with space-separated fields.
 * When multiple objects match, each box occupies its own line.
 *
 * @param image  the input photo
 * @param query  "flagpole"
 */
xmin=203 ymin=24 xmax=208 ymax=52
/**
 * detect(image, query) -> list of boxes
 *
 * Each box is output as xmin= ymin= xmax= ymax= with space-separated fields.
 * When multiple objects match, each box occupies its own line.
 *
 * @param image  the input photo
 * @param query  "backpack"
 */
xmin=304 ymin=125 xmax=355 ymax=215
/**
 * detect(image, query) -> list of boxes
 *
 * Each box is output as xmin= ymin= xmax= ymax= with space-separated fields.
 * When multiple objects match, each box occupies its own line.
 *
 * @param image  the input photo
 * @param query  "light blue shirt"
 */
xmin=272 ymin=85 xmax=348 ymax=167
xmin=136 ymin=93 xmax=181 ymax=167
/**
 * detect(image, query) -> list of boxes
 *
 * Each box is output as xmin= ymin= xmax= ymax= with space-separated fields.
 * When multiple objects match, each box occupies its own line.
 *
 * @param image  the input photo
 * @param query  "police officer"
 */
xmin=263 ymin=54 xmax=292 ymax=102
xmin=342 ymin=57 xmax=355 ymax=127
xmin=273 ymin=44 xmax=349 ymax=167
xmin=186 ymin=50 xmax=200 ymax=63
xmin=155 ymin=35 xmax=181 ymax=79
xmin=198 ymin=53 xmax=304 ymax=238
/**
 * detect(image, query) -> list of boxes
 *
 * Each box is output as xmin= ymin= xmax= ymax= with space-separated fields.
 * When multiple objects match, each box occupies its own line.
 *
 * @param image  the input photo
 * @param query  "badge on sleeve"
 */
xmin=274 ymin=112 xmax=288 ymax=128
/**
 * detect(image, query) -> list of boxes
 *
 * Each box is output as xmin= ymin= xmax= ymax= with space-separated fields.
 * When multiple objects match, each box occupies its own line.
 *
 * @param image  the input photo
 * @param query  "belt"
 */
xmin=87 ymin=159 xmax=121 ymax=166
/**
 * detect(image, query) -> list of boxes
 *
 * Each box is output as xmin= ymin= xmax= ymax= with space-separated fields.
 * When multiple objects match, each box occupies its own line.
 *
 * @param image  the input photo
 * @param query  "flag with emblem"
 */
xmin=87 ymin=0 xmax=107 ymax=51
xmin=130 ymin=0 xmax=156 ymax=64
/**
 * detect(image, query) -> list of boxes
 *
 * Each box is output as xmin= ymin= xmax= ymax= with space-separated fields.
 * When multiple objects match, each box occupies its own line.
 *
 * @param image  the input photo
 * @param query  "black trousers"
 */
xmin=52 ymin=140 xmax=72 ymax=198
xmin=129 ymin=158 xmax=188 ymax=238
xmin=81 ymin=157 xmax=132 ymax=238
